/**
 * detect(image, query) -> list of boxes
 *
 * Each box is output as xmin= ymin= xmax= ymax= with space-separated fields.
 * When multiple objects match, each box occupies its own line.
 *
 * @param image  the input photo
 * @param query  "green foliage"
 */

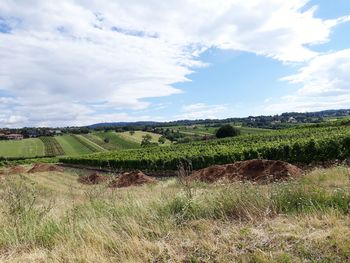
xmin=216 ymin=124 xmax=240 ymax=138
xmin=39 ymin=136 xmax=65 ymax=156
xmin=141 ymin=134 xmax=155 ymax=147
xmin=60 ymin=125 xmax=350 ymax=171
xmin=158 ymin=136 xmax=166 ymax=144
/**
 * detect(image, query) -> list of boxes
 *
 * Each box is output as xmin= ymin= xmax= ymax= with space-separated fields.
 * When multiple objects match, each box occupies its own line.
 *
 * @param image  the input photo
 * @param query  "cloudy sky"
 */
xmin=1 ymin=0 xmax=350 ymax=127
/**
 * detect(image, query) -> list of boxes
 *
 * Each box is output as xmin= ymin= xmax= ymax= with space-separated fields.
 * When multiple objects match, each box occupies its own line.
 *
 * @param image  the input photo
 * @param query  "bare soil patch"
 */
xmin=27 ymin=163 xmax=64 ymax=173
xmin=78 ymin=172 xmax=109 ymax=185
xmin=7 ymin=165 xmax=28 ymax=174
xmin=109 ymin=170 xmax=157 ymax=188
xmin=190 ymin=159 xmax=303 ymax=183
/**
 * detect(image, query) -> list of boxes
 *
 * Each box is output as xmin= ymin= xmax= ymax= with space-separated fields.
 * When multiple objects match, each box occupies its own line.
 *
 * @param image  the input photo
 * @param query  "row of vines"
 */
xmin=60 ymin=125 xmax=350 ymax=171
xmin=40 ymin=137 xmax=65 ymax=156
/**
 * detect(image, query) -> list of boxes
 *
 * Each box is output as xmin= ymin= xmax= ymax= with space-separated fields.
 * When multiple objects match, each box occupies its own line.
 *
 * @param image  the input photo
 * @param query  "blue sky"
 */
xmin=1 ymin=1 xmax=350 ymax=127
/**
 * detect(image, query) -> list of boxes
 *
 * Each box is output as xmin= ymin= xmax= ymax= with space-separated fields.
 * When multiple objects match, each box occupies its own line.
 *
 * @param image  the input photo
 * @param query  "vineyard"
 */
xmin=60 ymin=124 xmax=350 ymax=171
xmin=39 ymin=137 xmax=65 ymax=156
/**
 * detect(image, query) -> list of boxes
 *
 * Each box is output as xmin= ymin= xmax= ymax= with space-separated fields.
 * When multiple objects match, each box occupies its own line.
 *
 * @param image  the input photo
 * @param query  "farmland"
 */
xmin=93 ymin=131 xmax=140 ymax=150
xmin=0 ymin=138 xmax=45 ymax=158
xmin=61 ymin=123 xmax=350 ymax=171
xmin=0 ymin=132 xmax=146 ymax=159
xmin=117 ymin=131 xmax=171 ymax=144
xmin=0 ymin=166 xmax=349 ymax=262
xmin=161 ymin=124 xmax=271 ymax=137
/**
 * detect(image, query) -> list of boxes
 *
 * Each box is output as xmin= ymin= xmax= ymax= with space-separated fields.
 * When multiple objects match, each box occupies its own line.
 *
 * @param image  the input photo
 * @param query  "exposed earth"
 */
xmin=190 ymin=159 xmax=303 ymax=183
xmin=109 ymin=170 xmax=157 ymax=188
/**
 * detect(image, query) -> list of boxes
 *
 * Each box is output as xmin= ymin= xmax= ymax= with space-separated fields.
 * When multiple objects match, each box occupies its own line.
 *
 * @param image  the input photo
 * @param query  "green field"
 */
xmin=162 ymin=124 xmax=271 ymax=136
xmin=94 ymin=131 xmax=140 ymax=150
xmin=0 ymin=138 xmax=45 ymax=158
xmin=118 ymin=131 xmax=170 ymax=145
xmin=55 ymin=135 xmax=96 ymax=156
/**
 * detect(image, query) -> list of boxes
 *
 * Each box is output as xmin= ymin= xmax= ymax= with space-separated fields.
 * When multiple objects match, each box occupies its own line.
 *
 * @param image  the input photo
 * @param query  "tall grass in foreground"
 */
xmin=0 ymin=167 xmax=349 ymax=262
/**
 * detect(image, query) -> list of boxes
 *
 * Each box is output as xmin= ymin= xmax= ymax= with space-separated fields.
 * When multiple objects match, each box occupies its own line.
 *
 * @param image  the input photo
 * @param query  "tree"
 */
xmin=129 ymin=130 xmax=135 ymax=135
xmin=104 ymin=137 xmax=110 ymax=143
xmin=158 ymin=136 xmax=166 ymax=144
xmin=215 ymin=124 xmax=240 ymax=138
xmin=141 ymin=134 xmax=153 ymax=147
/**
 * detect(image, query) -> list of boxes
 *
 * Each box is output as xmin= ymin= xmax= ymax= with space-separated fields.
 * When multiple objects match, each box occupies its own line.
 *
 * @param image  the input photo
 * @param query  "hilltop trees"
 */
xmin=216 ymin=124 xmax=240 ymax=138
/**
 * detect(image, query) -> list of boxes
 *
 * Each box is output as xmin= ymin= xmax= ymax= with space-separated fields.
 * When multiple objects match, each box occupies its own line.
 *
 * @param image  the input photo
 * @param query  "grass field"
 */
xmin=94 ymin=131 xmax=140 ymax=150
xmin=117 ymin=131 xmax=171 ymax=145
xmin=0 ymin=138 xmax=45 ymax=158
xmin=163 ymin=124 xmax=272 ymax=137
xmin=73 ymin=135 xmax=106 ymax=152
xmin=0 ymin=131 xmax=149 ymax=159
xmin=0 ymin=166 xmax=349 ymax=262
xmin=55 ymin=135 xmax=96 ymax=156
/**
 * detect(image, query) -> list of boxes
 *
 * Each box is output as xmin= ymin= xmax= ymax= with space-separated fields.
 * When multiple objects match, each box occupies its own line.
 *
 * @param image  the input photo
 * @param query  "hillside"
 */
xmin=0 ymin=166 xmax=349 ymax=262
xmin=0 ymin=131 xmax=147 ymax=159
xmin=61 ymin=122 xmax=350 ymax=171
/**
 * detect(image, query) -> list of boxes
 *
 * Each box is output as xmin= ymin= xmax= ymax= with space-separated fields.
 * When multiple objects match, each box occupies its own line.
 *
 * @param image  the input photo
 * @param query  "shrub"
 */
xmin=216 ymin=124 xmax=240 ymax=138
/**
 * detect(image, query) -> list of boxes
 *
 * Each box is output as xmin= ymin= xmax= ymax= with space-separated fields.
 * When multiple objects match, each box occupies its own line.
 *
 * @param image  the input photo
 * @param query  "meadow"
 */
xmin=0 ymin=139 xmax=45 ymax=158
xmin=0 ymin=166 xmax=349 ymax=262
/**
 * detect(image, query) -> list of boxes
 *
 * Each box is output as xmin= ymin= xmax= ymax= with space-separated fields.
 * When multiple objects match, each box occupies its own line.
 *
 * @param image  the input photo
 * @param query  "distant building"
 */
xmin=288 ymin=117 xmax=297 ymax=123
xmin=6 ymin=134 xmax=24 ymax=140
xmin=26 ymin=130 xmax=38 ymax=138
xmin=55 ymin=130 xmax=63 ymax=135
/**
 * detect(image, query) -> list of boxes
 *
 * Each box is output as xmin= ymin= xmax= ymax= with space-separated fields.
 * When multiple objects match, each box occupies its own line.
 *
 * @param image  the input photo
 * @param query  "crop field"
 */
xmin=117 ymin=131 xmax=170 ymax=144
xmin=0 ymin=138 xmax=45 ymax=158
xmin=0 ymin=166 xmax=349 ymax=262
xmin=0 ymin=131 xmax=156 ymax=159
xmin=162 ymin=124 xmax=271 ymax=136
xmin=61 ymin=123 xmax=350 ymax=171
xmin=39 ymin=137 xmax=65 ymax=156
xmin=94 ymin=131 xmax=140 ymax=150
xmin=55 ymin=135 xmax=97 ymax=156
xmin=72 ymin=135 xmax=106 ymax=152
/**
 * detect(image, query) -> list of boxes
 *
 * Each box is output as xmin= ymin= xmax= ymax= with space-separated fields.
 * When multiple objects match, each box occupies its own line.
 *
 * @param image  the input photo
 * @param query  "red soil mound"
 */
xmin=109 ymin=170 xmax=157 ymax=188
xmin=78 ymin=172 xmax=109 ymax=185
xmin=7 ymin=165 xmax=28 ymax=174
xmin=27 ymin=163 xmax=64 ymax=173
xmin=190 ymin=159 xmax=303 ymax=183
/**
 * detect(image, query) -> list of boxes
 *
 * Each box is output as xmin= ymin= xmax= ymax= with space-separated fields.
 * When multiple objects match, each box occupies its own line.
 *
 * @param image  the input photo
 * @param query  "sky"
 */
xmin=1 ymin=0 xmax=350 ymax=127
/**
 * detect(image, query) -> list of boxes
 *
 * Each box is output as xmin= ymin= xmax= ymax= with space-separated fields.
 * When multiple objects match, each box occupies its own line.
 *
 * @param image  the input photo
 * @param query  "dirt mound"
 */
xmin=190 ymin=159 xmax=303 ymax=183
xmin=7 ymin=165 xmax=28 ymax=174
xmin=27 ymin=163 xmax=64 ymax=173
xmin=78 ymin=172 xmax=109 ymax=185
xmin=109 ymin=170 xmax=157 ymax=188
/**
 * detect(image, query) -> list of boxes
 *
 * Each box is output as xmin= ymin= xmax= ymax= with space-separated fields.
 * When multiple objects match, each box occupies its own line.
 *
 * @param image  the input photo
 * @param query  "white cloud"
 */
xmin=0 ymin=0 xmax=348 ymax=126
xmin=266 ymin=49 xmax=350 ymax=113
xmin=177 ymin=103 xmax=228 ymax=119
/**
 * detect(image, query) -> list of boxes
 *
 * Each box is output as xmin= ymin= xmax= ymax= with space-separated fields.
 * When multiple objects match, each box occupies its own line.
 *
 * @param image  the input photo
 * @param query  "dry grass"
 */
xmin=0 ymin=166 xmax=349 ymax=262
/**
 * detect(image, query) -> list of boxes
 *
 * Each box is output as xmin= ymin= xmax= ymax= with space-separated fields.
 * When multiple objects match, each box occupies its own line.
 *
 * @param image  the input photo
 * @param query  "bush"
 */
xmin=216 ymin=124 xmax=240 ymax=138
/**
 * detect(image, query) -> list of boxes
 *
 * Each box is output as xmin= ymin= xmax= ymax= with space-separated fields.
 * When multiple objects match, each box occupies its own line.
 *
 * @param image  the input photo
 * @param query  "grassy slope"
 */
xmin=163 ymin=124 xmax=271 ymax=136
xmin=0 ymin=166 xmax=349 ymax=262
xmin=0 ymin=138 xmax=45 ymax=158
xmin=94 ymin=131 xmax=140 ymax=149
xmin=55 ymin=135 xmax=95 ymax=156
xmin=74 ymin=134 xmax=106 ymax=152
xmin=118 ymin=131 xmax=171 ymax=145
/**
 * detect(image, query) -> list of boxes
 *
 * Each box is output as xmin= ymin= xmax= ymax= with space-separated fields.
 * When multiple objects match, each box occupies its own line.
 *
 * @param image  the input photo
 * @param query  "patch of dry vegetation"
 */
xmin=0 ymin=166 xmax=349 ymax=262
